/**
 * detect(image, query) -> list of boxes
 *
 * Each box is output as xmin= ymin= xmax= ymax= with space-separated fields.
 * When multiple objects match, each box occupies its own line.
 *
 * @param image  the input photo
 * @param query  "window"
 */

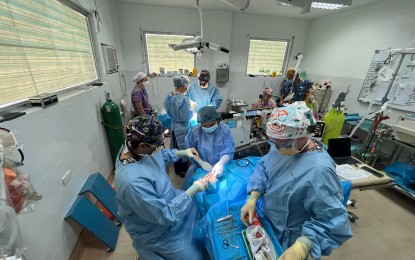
xmin=0 ymin=0 xmax=97 ymax=106
xmin=246 ymin=38 xmax=289 ymax=76
xmin=145 ymin=32 xmax=195 ymax=73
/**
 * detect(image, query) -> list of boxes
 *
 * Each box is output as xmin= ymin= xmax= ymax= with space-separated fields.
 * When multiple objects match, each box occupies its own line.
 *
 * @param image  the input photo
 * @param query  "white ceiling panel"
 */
xmin=115 ymin=0 xmax=387 ymax=20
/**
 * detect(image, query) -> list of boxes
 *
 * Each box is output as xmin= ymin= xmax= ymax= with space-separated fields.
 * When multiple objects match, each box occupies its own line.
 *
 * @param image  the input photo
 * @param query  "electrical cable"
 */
xmin=236 ymin=158 xmax=254 ymax=168
xmin=407 ymin=152 xmax=415 ymax=165
xmin=242 ymin=125 xmax=264 ymax=156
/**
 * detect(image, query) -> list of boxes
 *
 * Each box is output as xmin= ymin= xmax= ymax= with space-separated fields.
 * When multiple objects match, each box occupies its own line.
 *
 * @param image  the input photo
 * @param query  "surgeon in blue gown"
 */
xmin=184 ymin=106 xmax=235 ymax=188
xmin=240 ymin=102 xmax=352 ymax=260
xmin=163 ymin=75 xmax=195 ymax=177
xmin=187 ymin=70 xmax=223 ymax=112
xmin=115 ymin=115 xmax=208 ymax=260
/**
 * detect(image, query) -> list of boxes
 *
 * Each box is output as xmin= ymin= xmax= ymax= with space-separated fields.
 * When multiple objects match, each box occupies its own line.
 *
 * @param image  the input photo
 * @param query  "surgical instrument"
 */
xmin=222 ymin=239 xmax=239 ymax=249
xmin=217 ymin=215 xmax=232 ymax=222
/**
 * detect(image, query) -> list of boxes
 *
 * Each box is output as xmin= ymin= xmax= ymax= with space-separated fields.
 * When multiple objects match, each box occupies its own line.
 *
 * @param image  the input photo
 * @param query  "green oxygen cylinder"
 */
xmin=101 ymin=92 xmax=124 ymax=164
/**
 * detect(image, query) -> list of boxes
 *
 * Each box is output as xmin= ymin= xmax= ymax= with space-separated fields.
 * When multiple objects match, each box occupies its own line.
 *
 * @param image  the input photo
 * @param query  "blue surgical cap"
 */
xmin=197 ymin=106 xmax=220 ymax=123
xmin=173 ymin=75 xmax=190 ymax=88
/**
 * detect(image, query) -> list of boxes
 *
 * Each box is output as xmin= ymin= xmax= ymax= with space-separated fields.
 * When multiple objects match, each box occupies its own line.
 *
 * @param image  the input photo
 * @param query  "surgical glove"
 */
xmin=240 ymin=191 xmax=261 ymax=226
xmin=194 ymin=157 xmax=213 ymax=172
xmin=278 ymin=236 xmax=312 ymax=260
xmin=212 ymin=163 xmax=224 ymax=177
xmin=190 ymin=99 xmax=198 ymax=111
xmin=185 ymin=176 xmax=209 ymax=197
xmin=212 ymin=155 xmax=230 ymax=177
xmin=175 ymin=148 xmax=199 ymax=159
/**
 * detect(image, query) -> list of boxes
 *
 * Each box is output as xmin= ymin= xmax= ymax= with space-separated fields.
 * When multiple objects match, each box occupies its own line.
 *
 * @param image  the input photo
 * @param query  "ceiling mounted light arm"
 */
xmin=221 ymin=0 xmax=250 ymax=11
xmin=168 ymin=0 xmax=230 ymax=56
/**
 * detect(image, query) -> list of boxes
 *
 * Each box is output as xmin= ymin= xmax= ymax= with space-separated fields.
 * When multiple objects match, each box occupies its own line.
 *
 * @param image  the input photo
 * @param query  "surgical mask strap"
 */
xmin=295 ymin=138 xmax=311 ymax=152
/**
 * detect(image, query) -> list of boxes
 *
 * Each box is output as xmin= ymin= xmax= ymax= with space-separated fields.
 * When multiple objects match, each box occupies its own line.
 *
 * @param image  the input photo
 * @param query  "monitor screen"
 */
xmin=328 ymin=138 xmax=352 ymax=157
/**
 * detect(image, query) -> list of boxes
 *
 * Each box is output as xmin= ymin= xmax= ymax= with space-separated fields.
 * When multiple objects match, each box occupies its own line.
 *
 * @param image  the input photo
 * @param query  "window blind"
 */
xmin=0 ymin=0 xmax=97 ymax=106
xmin=246 ymin=39 xmax=288 ymax=76
xmin=145 ymin=33 xmax=195 ymax=73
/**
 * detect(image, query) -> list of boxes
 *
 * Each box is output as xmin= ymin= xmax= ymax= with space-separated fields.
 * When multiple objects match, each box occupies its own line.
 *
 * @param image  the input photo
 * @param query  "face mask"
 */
xmin=202 ymin=124 xmax=219 ymax=134
xmin=143 ymin=81 xmax=150 ymax=86
xmin=126 ymin=140 xmax=163 ymax=159
xmin=277 ymin=138 xmax=311 ymax=156
xmin=199 ymin=82 xmax=208 ymax=89
xmin=310 ymin=95 xmax=315 ymax=102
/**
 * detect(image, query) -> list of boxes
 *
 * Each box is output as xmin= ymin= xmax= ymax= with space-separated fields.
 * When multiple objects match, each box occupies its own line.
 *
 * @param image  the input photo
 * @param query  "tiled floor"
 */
xmin=70 ymin=139 xmax=415 ymax=259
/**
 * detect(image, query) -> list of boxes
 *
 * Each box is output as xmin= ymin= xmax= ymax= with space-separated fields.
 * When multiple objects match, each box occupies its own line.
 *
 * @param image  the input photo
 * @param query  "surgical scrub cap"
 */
xmin=198 ymin=70 xmax=210 ymax=82
xmin=133 ymin=72 xmax=147 ymax=83
xmin=263 ymin=87 xmax=273 ymax=96
xmin=197 ymin=106 xmax=220 ymax=123
xmin=180 ymin=75 xmax=190 ymax=86
xmin=266 ymin=101 xmax=315 ymax=139
xmin=126 ymin=115 xmax=163 ymax=145
xmin=173 ymin=75 xmax=190 ymax=88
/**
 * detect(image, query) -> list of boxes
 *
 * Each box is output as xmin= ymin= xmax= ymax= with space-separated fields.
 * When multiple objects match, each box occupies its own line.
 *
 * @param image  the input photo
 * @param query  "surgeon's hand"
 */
xmin=190 ymin=99 xmax=198 ymax=112
xmin=278 ymin=236 xmax=312 ymax=260
xmin=185 ymin=175 xmax=209 ymax=197
xmin=194 ymin=157 xmax=213 ymax=172
xmin=240 ymin=191 xmax=261 ymax=226
xmin=212 ymin=162 xmax=224 ymax=177
xmin=175 ymin=148 xmax=199 ymax=159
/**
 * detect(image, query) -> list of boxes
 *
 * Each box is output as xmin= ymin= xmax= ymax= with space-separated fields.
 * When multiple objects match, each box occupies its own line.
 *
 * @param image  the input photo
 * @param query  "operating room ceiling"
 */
xmin=115 ymin=0 xmax=388 ymax=20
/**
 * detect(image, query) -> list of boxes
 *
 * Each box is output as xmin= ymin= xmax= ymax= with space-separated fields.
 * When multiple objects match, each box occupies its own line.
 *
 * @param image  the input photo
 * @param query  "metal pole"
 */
xmin=383 ymin=53 xmax=405 ymax=102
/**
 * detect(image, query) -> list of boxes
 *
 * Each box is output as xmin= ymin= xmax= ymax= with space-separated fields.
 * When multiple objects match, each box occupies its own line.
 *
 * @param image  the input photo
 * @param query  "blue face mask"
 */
xmin=202 ymin=124 xmax=219 ymax=134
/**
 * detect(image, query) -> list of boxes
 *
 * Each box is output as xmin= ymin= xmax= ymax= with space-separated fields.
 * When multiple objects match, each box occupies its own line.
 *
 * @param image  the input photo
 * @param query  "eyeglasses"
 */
xmin=146 ymin=136 xmax=165 ymax=148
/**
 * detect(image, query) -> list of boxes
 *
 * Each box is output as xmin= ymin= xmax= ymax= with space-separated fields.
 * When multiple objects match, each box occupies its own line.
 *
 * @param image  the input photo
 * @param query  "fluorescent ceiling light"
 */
xmin=311 ymin=2 xmax=348 ymax=9
xmin=277 ymin=0 xmax=352 ymax=12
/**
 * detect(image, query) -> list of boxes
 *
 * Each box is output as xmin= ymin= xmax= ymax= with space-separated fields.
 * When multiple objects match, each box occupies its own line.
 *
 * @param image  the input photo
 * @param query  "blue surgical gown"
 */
xmin=247 ymin=141 xmax=352 ymax=259
xmin=114 ymin=148 xmax=205 ymax=260
xmin=187 ymin=81 xmax=223 ymax=112
xmin=183 ymin=122 xmax=235 ymax=188
xmin=163 ymin=92 xmax=193 ymax=150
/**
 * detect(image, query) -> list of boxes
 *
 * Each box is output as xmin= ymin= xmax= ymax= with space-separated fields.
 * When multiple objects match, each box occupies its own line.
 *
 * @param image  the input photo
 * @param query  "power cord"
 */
xmin=236 ymin=158 xmax=255 ymax=168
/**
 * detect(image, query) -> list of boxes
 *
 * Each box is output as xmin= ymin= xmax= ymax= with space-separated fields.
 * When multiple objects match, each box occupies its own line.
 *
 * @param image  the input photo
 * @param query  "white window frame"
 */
xmin=143 ymin=31 xmax=196 ymax=74
xmin=0 ymin=0 xmax=101 ymax=110
xmin=246 ymin=37 xmax=291 ymax=76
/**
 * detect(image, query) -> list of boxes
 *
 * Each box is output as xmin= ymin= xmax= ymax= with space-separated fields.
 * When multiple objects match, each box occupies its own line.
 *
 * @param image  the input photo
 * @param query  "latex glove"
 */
xmin=194 ymin=157 xmax=213 ymax=172
xmin=190 ymin=99 xmax=198 ymax=112
xmin=212 ymin=155 xmax=230 ymax=177
xmin=175 ymin=148 xmax=199 ymax=159
xmin=240 ymin=191 xmax=261 ymax=226
xmin=185 ymin=175 xmax=209 ymax=197
xmin=278 ymin=236 xmax=312 ymax=260
xmin=212 ymin=162 xmax=224 ymax=177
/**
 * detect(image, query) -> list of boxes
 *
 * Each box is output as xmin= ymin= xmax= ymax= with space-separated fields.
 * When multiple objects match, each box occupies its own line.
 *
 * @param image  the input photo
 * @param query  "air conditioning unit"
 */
xmin=221 ymin=0 xmax=250 ymax=11
xmin=101 ymin=43 xmax=119 ymax=74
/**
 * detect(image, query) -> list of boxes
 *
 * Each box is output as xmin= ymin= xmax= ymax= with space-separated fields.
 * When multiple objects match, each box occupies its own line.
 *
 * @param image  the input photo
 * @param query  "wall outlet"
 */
xmin=62 ymin=170 xmax=72 ymax=185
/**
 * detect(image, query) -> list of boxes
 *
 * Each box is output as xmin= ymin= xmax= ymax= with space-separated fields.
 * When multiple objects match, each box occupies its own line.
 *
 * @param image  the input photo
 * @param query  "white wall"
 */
xmin=228 ymin=13 xmax=310 ymax=106
xmin=0 ymin=0 xmax=125 ymax=259
xmin=116 ymin=3 xmax=310 ymax=111
xmin=303 ymin=0 xmax=415 ymax=123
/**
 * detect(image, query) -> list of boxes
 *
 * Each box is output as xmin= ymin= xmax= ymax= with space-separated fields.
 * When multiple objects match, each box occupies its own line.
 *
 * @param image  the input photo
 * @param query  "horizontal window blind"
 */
xmin=247 ymin=39 xmax=288 ymax=76
xmin=145 ymin=33 xmax=195 ymax=73
xmin=0 ymin=0 xmax=97 ymax=106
